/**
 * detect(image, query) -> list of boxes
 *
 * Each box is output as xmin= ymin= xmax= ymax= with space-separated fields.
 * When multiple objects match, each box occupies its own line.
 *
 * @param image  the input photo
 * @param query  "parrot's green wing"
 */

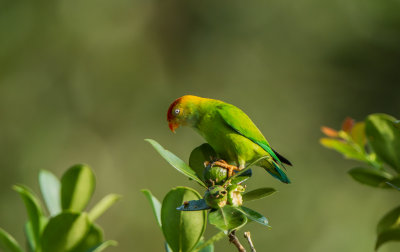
xmin=216 ymin=103 xmax=283 ymax=166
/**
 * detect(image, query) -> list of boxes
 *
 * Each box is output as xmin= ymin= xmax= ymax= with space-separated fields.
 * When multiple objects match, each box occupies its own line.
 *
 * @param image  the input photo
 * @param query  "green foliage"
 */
xmin=347 ymin=167 xmax=393 ymax=188
xmin=208 ymin=205 xmax=247 ymax=231
xmin=0 ymin=228 xmax=23 ymax=252
xmin=366 ymin=114 xmax=400 ymax=172
xmin=0 ymin=164 xmax=119 ymax=252
xmin=61 ymin=164 xmax=96 ymax=212
xmin=145 ymin=139 xmax=207 ymax=188
xmin=142 ymin=188 xmax=207 ymax=252
xmin=39 ymin=170 xmax=62 ymax=217
xmin=144 ymin=139 xmax=277 ymax=251
xmin=320 ymin=114 xmax=400 ymax=250
xmin=242 ymin=188 xmax=277 ymax=202
xmin=161 ymin=187 xmax=206 ymax=252
xmin=189 ymin=144 xmax=217 ymax=182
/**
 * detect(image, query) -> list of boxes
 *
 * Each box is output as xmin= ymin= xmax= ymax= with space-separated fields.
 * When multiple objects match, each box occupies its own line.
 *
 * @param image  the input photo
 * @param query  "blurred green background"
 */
xmin=1 ymin=0 xmax=400 ymax=251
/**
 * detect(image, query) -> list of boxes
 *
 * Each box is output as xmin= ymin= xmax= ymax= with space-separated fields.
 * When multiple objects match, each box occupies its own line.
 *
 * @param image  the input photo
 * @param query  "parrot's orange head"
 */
xmin=167 ymin=95 xmax=202 ymax=133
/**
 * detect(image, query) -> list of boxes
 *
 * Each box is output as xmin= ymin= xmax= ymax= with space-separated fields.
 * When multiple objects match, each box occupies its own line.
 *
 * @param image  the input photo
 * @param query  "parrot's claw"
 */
xmin=209 ymin=160 xmax=241 ymax=177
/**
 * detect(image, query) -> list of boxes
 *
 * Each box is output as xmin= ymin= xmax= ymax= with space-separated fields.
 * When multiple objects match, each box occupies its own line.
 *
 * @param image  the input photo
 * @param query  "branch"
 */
xmin=228 ymin=230 xmax=246 ymax=252
xmin=244 ymin=232 xmax=256 ymax=252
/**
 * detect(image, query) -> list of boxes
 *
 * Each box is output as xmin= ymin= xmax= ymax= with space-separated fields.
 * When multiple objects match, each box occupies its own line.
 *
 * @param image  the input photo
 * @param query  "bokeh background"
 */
xmin=1 ymin=0 xmax=400 ymax=251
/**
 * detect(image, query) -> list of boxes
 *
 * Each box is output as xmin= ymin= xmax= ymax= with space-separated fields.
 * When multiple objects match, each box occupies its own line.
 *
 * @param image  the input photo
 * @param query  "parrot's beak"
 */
xmin=168 ymin=122 xmax=179 ymax=133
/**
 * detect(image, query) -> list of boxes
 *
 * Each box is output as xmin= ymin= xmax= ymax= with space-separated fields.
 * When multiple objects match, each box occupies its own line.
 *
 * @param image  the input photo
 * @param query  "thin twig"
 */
xmin=228 ymin=230 xmax=246 ymax=252
xmin=244 ymin=232 xmax=256 ymax=252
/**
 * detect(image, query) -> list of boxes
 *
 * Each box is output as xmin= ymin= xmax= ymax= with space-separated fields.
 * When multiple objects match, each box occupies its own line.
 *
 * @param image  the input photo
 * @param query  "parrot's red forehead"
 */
xmin=167 ymin=97 xmax=183 ymax=121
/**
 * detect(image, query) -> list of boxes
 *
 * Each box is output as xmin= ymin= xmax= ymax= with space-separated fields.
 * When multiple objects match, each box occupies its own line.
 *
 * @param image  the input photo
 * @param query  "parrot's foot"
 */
xmin=207 ymin=160 xmax=241 ymax=177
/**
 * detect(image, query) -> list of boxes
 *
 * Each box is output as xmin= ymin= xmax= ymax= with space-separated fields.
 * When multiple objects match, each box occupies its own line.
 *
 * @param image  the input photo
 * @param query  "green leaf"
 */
xmin=193 ymin=232 xmax=225 ymax=252
xmin=141 ymin=189 xmax=162 ymax=228
xmin=208 ymin=205 xmax=247 ymax=231
xmin=237 ymin=206 xmax=269 ymax=227
xmin=320 ymin=138 xmax=367 ymax=162
xmin=350 ymin=122 xmax=366 ymax=147
xmin=25 ymin=222 xmax=35 ymax=252
xmin=189 ymin=143 xmax=217 ymax=182
xmin=194 ymin=238 xmax=214 ymax=252
xmin=375 ymin=229 xmax=400 ymax=251
xmin=61 ymin=164 xmax=96 ymax=212
xmin=0 ymin=227 xmax=23 ymax=252
xmin=176 ymin=199 xmax=211 ymax=211
xmin=41 ymin=212 xmax=91 ymax=252
xmin=377 ymin=206 xmax=400 ymax=235
xmin=161 ymin=187 xmax=206 ymax=252
xmin=386 ymin=182 xmax=400 ymax=191
xmin=164 ymin=242 xmax=172 ymax=252
xmin=89 ymin=240 xmax=118 ymax=252
xmin=88 ymin=194 xmax=121 ymax=222
xmin=145 ymin=139 xmax=207 ymax=188
xmin=366 ymin=114 xmax=400 ymax=172
xmin=71 ymin=224 xmax=103 ymax=252
xmin=13 ymin=185 xmax=46 ymax=250
xmin=39 ymin=170 xmax=62 ymax=216
xmin=348 ymin=167 xmax=393 ymax=188
xmin=242 ymin=188 xmax=276 ymax=202
xmin=375 ymin=205 xmax=400 ymax=250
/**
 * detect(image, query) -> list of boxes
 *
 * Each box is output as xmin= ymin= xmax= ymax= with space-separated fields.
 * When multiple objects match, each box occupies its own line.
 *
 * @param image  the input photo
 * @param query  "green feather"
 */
xmin=216 ymin=103 xmax=283 ymax=166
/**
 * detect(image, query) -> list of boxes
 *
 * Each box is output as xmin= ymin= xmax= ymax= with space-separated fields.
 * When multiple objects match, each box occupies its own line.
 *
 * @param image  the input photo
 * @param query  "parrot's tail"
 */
xmin=263 ymin=160 xmax=291 ymax=184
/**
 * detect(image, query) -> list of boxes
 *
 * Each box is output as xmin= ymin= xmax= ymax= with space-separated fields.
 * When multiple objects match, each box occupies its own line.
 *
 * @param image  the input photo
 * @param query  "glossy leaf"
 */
xmin=71 ymin=224 xmax=103 ymax=252
xmin=377 ymin=206 xmax=400 ymax=235
xmin=41 ymin=212 xmax=91 ymax=252
xmin=176 ymin=199 xmax=211 ymax=211
xmin=208 ymin=205 xmax=247 ymax=231
xmin=146 ymin=139 xmax=207 ymax=188
xmin=375 ymin=229 xmax=400 ymax=251
xmin=348 ymin=167 xmax=393 ymax=188
xmin=141 ymin=189 xmax=162 ymax=228
xmin=89 ymin=240 xmax=117 ymax=252
xmin=88 ymin=194 xmax=121 ymax=222
xmin=189 ymin=143 xmax=217 ymax=182
xmin=13 ymin=185 xmax=46 ymax=249
xmin=366 ymin=114 xmax=400 ymax=171
xmin=161 ymin=187 xmax=206 ymax=252
xmin=39 ymin=170 xmax=62 ymax=216
xmin=237 ymin=206 xmax=269 ymax=227
xmin=61 ymin=164 xmax=96 ymax=212
xmin=243 ymin=188 xmax=276 ymax=202
xmin=320 ymin=138 xmax=367 ymax=162
xmin=0 ymin=227 xmax=23 ymax=252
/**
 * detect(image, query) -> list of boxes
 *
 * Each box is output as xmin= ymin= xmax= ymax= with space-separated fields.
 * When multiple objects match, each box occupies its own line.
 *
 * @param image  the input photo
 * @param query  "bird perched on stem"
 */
xmin=167 ymin=95 xmax=292 ymax=183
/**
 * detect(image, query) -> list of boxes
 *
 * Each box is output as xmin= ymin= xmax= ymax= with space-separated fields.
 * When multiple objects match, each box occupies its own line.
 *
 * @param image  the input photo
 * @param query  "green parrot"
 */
xmin=167 ymin=95 xmax=292 ymax=183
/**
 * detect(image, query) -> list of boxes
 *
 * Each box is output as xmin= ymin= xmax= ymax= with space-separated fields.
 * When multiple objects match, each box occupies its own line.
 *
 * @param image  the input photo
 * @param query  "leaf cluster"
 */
xmin=144 ymin=139 xmax=277 ymax=252
xmin=320 ymin=114 xmax=400 ymax=250
xmin=0 ymin=164 xmax=120 ymax=252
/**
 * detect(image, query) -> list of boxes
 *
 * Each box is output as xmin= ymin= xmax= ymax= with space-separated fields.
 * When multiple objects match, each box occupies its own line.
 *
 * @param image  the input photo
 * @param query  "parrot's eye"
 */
xmin=174 ymin=109 xmax=181 ymax=115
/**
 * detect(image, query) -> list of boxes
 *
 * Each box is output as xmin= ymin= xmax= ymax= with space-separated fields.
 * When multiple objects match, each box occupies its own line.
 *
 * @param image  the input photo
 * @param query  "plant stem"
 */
xmin=228 ymin=230 xmax=246 ymax=252
xmin=193 ymin=231 xmax=225 ymax=251
xmin=244 ymin=232 xmax=256 ymax=252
